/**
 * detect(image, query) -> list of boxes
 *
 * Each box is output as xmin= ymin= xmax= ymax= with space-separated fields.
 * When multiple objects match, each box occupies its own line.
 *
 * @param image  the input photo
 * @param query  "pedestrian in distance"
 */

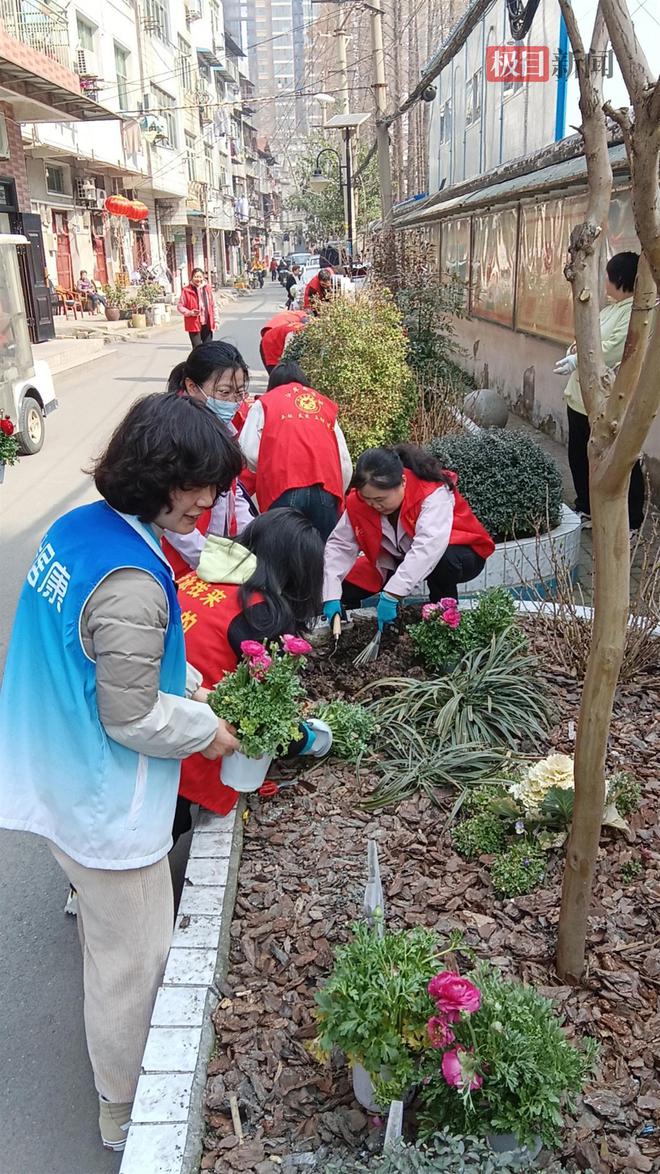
xmin=162 ymin=342 xmax=257 ymax=578
xmin=0 ymin=393 xmax=243 ymax=1152
xmin=240 ymin=360 xmax=353 ymax=541
xmin=177 ymin=267 xmax=216 ymax=347
xmin=284 ymin=263 xmax=301 ymax=310
xmin=554 ymin=250 xmax=645 ymax=538
xmin=173 ymin=509 xmax=332 ymax=840
xmin=322 ymin=444 xmax=495 ymax=631
xmin=270 ymin=257 xmax=278 ymax=281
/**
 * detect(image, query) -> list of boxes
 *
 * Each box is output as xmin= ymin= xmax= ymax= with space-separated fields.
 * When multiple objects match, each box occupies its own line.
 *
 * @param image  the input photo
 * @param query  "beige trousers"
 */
xmin=49 ymin=843 xmax=173 ymax=1103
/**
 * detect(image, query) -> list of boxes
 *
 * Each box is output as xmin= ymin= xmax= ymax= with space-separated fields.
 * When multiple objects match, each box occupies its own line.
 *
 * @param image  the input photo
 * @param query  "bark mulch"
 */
xmin=200 ymin=623 xmax=660 ymax=1174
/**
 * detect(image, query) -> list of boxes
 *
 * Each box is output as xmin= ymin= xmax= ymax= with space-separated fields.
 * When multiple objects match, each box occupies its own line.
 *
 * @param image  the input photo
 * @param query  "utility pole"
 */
xmin=203 ymin=183 xmax=212 ymax=285
xmin=370 ymin=0 xmax=393 ymax=221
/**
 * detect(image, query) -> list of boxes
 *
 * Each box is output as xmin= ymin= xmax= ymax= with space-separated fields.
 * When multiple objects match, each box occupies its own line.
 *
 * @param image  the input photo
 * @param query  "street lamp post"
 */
xmin=324 ymin=112 xmax=370 ymax=277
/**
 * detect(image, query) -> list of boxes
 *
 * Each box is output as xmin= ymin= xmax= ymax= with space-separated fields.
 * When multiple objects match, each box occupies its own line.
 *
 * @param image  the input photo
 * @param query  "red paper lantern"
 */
xmin=130 ymin=201 xmax=149 ymax=221
xmin=104 ymin=194 xmax=131 ymax=216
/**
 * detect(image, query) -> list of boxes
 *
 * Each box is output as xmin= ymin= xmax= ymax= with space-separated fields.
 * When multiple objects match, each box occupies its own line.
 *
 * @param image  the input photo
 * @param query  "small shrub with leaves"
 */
xmin=314 ymin=700 xmax=377 ymax=762
xmin=490 ymin=840 xmax=546 ymax=897
xmin=607 ymin=771 xmax=642 ymax=817
xmin=453 ymin=812 xmax=506 ymax=859
xmin=428 ymin=430 xmax=564 ymax=541
xmin=325 ymin=1130 xmax=558 ymax=1172
xmin=620 ymin=857 xmax=643 ymax=884
xmin=409 ymin=588 xmax=523 ymax=672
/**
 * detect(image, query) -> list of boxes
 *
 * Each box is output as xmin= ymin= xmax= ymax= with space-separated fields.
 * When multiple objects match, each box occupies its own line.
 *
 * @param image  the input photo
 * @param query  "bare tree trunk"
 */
xmin=556 ymin=0 xmax=660 ymax=981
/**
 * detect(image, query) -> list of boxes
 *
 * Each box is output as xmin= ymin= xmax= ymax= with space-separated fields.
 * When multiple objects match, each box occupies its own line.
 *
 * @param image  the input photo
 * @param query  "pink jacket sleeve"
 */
xmin=386 ymin=487 xmax=455 ymax=598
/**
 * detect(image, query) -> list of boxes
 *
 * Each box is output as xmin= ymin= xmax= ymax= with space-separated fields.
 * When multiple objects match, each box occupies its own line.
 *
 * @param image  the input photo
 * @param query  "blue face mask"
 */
xmin=205 ymin=397 xmax=239 ymax=423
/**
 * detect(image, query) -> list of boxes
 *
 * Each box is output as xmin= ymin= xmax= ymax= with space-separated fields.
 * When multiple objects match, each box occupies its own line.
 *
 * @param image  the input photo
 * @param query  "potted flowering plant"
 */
xmin=409 ymin=587 xmax=522 ymax=673
xmin=315 ymin=922 xmax=462 ymax=1112
xmin=0 ymin=414 xmax=19 ymax=482
xmin=208 ymin=634 xmax=311 ymax=791
xmin=419 ymin=963 xmax=596 ymax=1155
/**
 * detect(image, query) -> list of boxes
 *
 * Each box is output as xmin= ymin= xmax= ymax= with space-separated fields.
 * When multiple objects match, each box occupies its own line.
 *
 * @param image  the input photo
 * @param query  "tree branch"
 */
xmin=602 ymin=302 xmax=660 ymax=484
xmin=599 ymin=0 xmax=654 ymax=108
xmin=604 ymin=253 xmax=657 ymax=437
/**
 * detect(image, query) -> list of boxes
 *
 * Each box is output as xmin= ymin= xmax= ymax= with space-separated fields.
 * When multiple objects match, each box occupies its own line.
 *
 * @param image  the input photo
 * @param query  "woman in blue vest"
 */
xmin=0 ymin=392 xmax=243 ymax=1152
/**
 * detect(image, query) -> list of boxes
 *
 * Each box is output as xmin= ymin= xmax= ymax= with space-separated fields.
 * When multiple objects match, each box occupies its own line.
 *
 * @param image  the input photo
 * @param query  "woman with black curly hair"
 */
xmin=0 ymin=392 xmax=243 ymax=1153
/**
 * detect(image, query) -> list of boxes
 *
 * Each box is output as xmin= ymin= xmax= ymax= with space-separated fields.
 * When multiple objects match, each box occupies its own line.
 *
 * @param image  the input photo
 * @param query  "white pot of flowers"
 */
xmin=221 ymin=750 xmax=272 ymax=793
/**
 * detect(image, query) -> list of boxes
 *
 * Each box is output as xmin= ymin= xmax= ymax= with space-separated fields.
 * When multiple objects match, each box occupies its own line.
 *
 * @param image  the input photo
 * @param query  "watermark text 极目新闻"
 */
xmin=485 ymin=45 xmax=614 ymax=83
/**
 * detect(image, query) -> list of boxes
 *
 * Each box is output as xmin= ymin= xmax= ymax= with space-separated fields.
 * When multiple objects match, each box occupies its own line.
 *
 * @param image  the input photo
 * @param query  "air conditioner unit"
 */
xmin=96 ymin=188 xmax=107 ymax=207
xmin=76 ymin=48 xmax=99 ymax=78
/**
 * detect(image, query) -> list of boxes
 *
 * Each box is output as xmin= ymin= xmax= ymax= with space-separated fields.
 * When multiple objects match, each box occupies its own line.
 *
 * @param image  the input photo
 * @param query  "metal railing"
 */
xmin=0 ymin=0 xmax=71 ymax=71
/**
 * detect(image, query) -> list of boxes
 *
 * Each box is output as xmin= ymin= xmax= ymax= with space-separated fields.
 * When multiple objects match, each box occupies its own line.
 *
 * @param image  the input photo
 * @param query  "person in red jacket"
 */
xmin=322 ymin=444 xmax=495 ymax=630
xmin=303 ymin=267 xmax=333 ymax=311
xmin=259 ymin=308 xmax=308 ymax=372
xmin=173 ymin=509 xmax=331 ymax=839
xmin=240 ymin=361 xmax=353 ymax=541
xmin=177 ymin=268 xmax=216 ymax=347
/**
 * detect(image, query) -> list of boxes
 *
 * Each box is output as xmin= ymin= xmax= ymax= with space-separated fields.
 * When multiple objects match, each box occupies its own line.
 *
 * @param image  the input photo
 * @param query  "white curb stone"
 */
xmin=120 ymin=806 xmax=242 ymax=1174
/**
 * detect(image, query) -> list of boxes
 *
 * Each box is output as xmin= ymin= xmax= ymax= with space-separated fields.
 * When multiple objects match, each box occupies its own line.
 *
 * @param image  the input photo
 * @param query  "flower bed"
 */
xmin=199 ymin=617 xmax=659 ymax=1174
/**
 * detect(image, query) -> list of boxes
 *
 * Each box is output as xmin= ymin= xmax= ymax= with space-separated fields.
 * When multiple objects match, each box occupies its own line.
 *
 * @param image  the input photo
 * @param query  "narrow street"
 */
xmin=0 ymin=285 xmax=281 ymax=1174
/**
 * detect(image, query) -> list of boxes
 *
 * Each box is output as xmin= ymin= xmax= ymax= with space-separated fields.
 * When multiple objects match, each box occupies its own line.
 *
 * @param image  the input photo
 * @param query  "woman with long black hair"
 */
xmin=322 ymin=444 xmax=495 ymax=630
xmin=174 ymin=508 xmax=332 ymax=835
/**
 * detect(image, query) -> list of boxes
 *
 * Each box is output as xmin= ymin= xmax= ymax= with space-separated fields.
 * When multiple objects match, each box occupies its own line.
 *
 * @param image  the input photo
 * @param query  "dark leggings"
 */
xmin=567 ymin=406 xmax=645 ymax=528
xmin=341 ymin=545 xmax=486 ymax=608
xmin=188 ymin=325 xmax=213 ymax=348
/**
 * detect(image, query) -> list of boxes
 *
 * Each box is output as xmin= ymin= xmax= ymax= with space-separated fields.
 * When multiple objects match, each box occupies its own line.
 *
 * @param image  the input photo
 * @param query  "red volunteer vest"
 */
xmin=260 ymin=310 xmax=307 ymax=367
xmin=255 ymin=382 xmax=344 ymax=512
xmin=346 ymin=468 xmax=495 ymax=568
xmin=178 ymin=580 xmax=263 ymax=816
xmin=303 ymin=270 xmax=333 ymax=308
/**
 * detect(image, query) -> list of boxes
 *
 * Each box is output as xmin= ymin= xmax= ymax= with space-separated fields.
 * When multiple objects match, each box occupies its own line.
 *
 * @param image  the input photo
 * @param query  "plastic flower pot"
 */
xmin=487 ymin=1132 xmax=542 ymax=1160
xmin=0 ymin=462 xmax=5 ymax=484
xmin=221 ymin=750 xmax=272 ymax=793
xmin=104 ymin=306 xmax=120 ymax=322
xmin=351 ymin=1064 xmax=415 ymax=1114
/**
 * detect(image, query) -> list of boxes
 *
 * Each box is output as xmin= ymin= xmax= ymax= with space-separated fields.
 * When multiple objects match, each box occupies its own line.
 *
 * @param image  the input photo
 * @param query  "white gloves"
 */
xmin=553 ymin=353 xmax=578 ymax=377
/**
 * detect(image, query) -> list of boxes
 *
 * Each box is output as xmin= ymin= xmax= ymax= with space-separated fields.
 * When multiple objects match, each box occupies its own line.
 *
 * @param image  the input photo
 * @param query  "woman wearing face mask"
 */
xmin=162 ymin=342 xmax=257 ymax=576
xmin=0 ymin=393 xmax=242 ymax=1151
xmin=177 ymin=267 xmax=216 ymax=347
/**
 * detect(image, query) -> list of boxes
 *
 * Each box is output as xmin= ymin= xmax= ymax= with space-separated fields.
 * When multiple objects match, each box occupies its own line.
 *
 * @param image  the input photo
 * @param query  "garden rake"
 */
xmin=353 ymin=622 xmax=382 ymax=667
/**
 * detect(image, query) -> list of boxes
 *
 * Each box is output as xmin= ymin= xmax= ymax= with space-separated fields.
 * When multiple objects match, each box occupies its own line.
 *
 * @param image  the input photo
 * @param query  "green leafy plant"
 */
xmin=315 ymin=922 xmax=459 ymax=1105
xmin=409 ymin=589 xmax=523 ymax=672
xmin=326 ymin=1131 xmax=558 ymax=1172
xmin=428 ymin=430 xmax=564 ymax=541
xmin=490 ymin=840 xmax=546 ymax=897
xmin=453 ymin=812 xmax=507 ymax=860
xmin=363 ymin=743 xmax=513 ymax=812
xmin=620 ymin=857 xmax=643 ymax=884
xmin=540 ymin=785 xmax=575 ymax=828
xmin=0 ymin=415 xmax=19 ymax=465
xmin=420 ymin=963 xmax=596 ymax=1148
xmin=208 ymin=635 xmax=309 ymax=758
xmin=314 ymin=699 xmax=378 ymax=763
xmin=284 ymin=289 xmax=417 ymax=457
xmin=607 ymin=771 xmax=641 ymax=817
xmin=102 ymin=280 xmax=129 ymax=309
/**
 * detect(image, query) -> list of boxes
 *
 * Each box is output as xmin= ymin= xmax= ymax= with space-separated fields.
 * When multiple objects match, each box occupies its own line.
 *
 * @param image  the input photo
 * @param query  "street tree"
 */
xmin=555 ymin=0 xmax=660 ymax=980
xmin=287 ymin=135 xmax=381 ymax=245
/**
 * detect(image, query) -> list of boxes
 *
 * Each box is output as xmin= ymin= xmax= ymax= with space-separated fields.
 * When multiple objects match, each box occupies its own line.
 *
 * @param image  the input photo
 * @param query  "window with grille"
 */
xmin=186 ymin=132 xmax=197 ymax=182
xmin=145 ymin=0 xmax=169 ymax=43
xmin=76 ymin=15 xmax=95 ymax=51
xmin=205 ymin=144 xmax=214 ymax=187
xmin=114 ymin=44 xmax=130 ymax=112
xmin=46 ymin=164 xmax=65 ymax=194
xmin=152 ymin=86 xmax=177 ymax=147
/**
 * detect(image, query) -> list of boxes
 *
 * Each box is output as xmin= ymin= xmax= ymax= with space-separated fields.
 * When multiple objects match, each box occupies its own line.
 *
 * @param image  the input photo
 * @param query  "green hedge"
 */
xmin=428 ymin=430 xmax=564 ymax=541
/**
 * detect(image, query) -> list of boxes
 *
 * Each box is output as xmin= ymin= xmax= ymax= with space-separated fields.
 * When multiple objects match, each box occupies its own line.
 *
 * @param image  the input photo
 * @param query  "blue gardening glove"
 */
xmin=376 ymin=591 xmax=399 ymax=631
xmin=553 ymin=353 xmax=578 ymax=377
xmin=323 ymin=599 xmax=342 ymax=624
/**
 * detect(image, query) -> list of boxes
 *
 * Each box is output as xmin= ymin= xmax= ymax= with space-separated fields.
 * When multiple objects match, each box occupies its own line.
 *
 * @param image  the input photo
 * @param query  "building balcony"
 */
xmin=0 ymin=0 xmax=115 ymax=121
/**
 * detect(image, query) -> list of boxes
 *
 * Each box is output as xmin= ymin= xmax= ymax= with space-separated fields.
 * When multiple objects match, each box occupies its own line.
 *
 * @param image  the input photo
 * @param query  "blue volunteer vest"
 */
xmin=0 ymin=501 xmax=186 ymax=868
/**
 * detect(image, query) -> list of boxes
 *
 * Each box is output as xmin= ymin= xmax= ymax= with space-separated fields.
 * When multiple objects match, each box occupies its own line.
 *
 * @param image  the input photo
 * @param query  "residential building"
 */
xmin=0 ymin=0 xmax=118 ymax=339
xmin=394 ymin=0 xmax=660 ymax=487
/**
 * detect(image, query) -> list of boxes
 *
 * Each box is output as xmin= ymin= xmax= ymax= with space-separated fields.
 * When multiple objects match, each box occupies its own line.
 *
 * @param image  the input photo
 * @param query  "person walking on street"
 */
xmin=322 ymin=444 xmax=495 ymax=630
xmin=554 ymin=251 xmax=645 ymax=537
xmin=240 ymin=361 xmax=353 ymax=541
xmin=0 ymin=393 xmax=243 ymax=1152
xmin=177 ymin=267 xmax=216 ymax=347
xmin=277 ymin=257 xmax=287 ymax=283
xmin=284 ymin=263 xmax=301 ymax=309
xmin=270 ymin=257 xmax=278 ymax=282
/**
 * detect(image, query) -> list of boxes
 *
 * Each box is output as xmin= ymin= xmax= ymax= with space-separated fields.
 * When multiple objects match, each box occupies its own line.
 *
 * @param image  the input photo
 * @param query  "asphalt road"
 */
xmin=0 ymin=284 xmax=281 ymax=1174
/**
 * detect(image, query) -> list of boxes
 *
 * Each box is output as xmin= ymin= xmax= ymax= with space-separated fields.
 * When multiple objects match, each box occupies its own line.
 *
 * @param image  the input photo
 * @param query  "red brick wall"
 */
xmin=0 ymin=103 xmax=30 ymax=210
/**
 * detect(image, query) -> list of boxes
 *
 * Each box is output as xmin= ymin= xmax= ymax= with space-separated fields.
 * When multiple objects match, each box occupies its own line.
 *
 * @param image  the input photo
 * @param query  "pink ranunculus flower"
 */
xmin=427 ymin=1015 xmax=455 ymax=1049
xmin=428 ymin=971 xmax=481 ymax=1016
xmin=440 ymin=597 xmax=459 ymax=610
xmin=249 ymin=653 xmax=272 ymax=679
xmin=241 ymin=640 xmax=267 ymax=659
xmin=441 ymin=1047 xmax=483 ymax=1091
xmin=442 ymin=610 xmax=461 ymax=630
xmin=281 ymin=634 xmax=313 ymax=656
xmin=421 ymin=602 xmax=442 ymax=620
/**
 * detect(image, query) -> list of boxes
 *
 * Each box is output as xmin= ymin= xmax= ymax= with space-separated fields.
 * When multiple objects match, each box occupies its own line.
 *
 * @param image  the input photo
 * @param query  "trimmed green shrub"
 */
xmin=284 ymin=288 xmax=417 ymax=457
xmin=428 ymin=430 xmax=564 ymax=541
xmin=490 ymin=840 xmax=546 ymax=897
xmin=453 ymin=812 xmax=507 ymax=859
